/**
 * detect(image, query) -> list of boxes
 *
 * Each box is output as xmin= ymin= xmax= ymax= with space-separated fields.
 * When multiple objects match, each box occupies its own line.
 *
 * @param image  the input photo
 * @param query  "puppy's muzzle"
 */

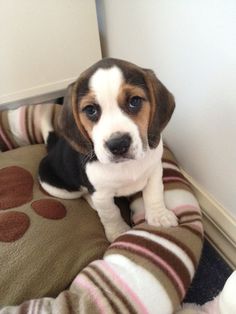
xmin=106 ymin=133 xmax=132 ymax=156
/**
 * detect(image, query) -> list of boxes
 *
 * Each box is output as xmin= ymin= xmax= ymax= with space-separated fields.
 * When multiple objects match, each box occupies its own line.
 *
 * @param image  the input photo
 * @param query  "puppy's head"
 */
xmin=57 ymin=58 xmax=175 ymax=163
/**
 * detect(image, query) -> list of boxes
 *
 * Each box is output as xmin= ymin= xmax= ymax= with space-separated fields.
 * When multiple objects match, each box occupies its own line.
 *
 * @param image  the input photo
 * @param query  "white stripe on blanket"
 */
xmin=105 ymin=254 xmax=173 ymax=314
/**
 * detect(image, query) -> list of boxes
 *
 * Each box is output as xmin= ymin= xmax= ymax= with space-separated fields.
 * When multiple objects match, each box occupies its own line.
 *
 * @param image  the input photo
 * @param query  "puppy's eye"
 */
xmin=82 ymin=104 xmax=100 ymax=122
xmin=128 ymin=96 xmax=143 ymax=113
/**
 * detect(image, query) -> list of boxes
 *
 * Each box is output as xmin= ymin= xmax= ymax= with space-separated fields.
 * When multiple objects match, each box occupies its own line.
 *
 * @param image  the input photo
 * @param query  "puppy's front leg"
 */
xmin=91 ymin=192 xmax=130 ymax=242
xmin=143 ymin=161 xmax=178 ymax=227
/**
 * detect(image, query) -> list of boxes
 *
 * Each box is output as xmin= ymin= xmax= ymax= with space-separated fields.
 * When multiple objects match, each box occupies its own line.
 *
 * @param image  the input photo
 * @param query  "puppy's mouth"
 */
xmin=97 ymin=148 xmax=144 ymax=165
xmin=110 ymin=154 xmax=135 ymax=163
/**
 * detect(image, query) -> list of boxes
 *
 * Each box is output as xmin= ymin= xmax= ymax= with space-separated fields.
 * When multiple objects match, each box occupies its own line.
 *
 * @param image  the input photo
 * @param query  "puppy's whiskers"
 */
xmin=80 ymin=150 xmax=96 ymax=169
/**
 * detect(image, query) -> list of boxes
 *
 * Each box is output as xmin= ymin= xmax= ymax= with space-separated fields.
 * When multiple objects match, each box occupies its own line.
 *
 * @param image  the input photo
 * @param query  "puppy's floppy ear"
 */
xmin=144 ymin=69 xmax=175 ymax=148
xmin=57 ymin=82 xmax=92 ymax=153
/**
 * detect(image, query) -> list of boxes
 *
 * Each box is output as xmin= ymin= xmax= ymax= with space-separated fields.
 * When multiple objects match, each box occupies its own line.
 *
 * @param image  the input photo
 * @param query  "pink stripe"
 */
xmin=172 ymin=205 xmax=201 ymax=216
xmin=110 ymin=241 xmax=186 ymax=298
xmin=163 ymin=177 xmax=189 ymax=185
xmin=132 ymin=212 xmax=145 ymax=224
xmin=96 ymin=260 xmax=149 ymax=314
xmin=0 ymin=125 xmax=13 ymax=150
xmin=74 ymin=275 xmax=107 ymax=314
xmin=19 ymin=106 xmax=30 ymax=144
xmin=30 ymin=299 xmax=38 ymax=313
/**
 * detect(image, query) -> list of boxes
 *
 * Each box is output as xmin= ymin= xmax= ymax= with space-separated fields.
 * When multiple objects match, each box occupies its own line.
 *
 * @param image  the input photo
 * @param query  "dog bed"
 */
xmin=0 ymin=104 xmax=203 ymax=314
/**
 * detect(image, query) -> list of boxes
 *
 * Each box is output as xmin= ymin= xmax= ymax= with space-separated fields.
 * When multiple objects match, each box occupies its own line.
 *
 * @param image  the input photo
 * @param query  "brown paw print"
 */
xmin=31 ymin=199 xmax=66 ymax=219
xmin=0 ymin=166 xmax=33 ymax=210
xmin=0 ymin=166 xmax=67 ymax=242
xmin=0 ymin=211 xmax=30 ymax=242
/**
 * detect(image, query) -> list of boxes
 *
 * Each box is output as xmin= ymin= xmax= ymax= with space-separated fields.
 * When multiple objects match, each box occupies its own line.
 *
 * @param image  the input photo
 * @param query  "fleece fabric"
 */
xmin=0 ymin=103 xmax=203 ymax=313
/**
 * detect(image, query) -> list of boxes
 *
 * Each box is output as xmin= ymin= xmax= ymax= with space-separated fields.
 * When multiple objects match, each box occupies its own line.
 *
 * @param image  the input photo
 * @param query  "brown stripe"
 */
xmin=18 ymin=300 xmax=31 ymax=314
xmin=25 ymin=105 xmax=32 ymax=144
xmin=181 ymin=225 xmax=204 ymax=239
xmin=27 ymin=105 xmax=35 ymax=144
xmin=36 ymin=299 xmax=46 ymax=314
xmin=30 ymin=299 xmax=38 ymax=314
xmin=163 ymin=182 xmax=193 ymax=193
xmin=26 ymin=105 xmax=32 ymax=143
xmin=180 ymin=217 xmax=202 ymax=225
xmin=164 ymin=179 xmax=191 ymax=189
xmin=0 ymin=111 xmax=14 ymax=151
xmin=83 ymin=270 xmax=120 ymax=314
xmin=163 ymin=168 xmax=187 ymax=181
xmin=90 ymin=264 xmax=137 ymax=314
xmin=178 ymin=211 xmax=202 ymax=219
xmin=135 ymin=218 xmax=145 ymax=225
xmin=0 ymin=126 xmax=8 ymax=151
xmin=132 ymin=209 xmax=200 ymax=226
xmin=109 ymin=245 xmax=182 ymax=300
xmin=30 ymin=105 xmax=37 ymax=143
xmin=2 ymin=110 xmax=19 ymax=148
xmin=115 ymin=234 xmax=191 ymax=293
xmin=129 ymin=191 xmax=142 ymax=203
xmin=0 ymin=141 xmax=7 ymax=151
xmin=63 ymin=290 xmax=76 ymax=314
xmin=134 ymin=226 xmax=199 ymax=269
xmin=162 ymin=158 xmax=178 ymax=167
xmin=33 ymin=104 xmax=44 ymax=143
xmin=106 ymin=246 xmax=181 ymax=307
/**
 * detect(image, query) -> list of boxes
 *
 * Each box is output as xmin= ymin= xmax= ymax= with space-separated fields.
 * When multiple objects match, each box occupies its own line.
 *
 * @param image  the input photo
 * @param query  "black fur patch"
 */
xmin=39 ymin=133 xmax=95 ymax=193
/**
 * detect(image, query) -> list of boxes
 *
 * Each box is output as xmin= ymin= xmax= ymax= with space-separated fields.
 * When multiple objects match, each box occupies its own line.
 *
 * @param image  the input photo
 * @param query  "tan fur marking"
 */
xmin=132 ymin=99 xmax=150 ymax=145
xmin=79 ymin=113 xmax=94 ymax=138
xmin=71 ymin=85 xmax=93 ymax=143
xmin=79 ymin=91 xmax=96 ymax=111
xmin=118 ymin=84 xmax=151 ymax=146
xmin=78 ymin=91 xmax=96 ymax=138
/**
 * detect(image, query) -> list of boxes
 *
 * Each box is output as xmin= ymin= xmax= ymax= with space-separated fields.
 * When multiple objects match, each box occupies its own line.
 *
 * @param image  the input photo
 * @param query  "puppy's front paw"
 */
xmin=105 ymin=221 xmax=131 ymax=242
xmin=146 ymin=209 xmax=178 ymax=228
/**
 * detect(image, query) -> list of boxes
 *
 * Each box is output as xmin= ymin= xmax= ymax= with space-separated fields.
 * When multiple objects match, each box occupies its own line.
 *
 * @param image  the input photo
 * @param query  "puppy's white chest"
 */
xmin=114 ymin=176 xmax=148 ymax=196
xmin=86 ymin=148 xmax=161 ymax=196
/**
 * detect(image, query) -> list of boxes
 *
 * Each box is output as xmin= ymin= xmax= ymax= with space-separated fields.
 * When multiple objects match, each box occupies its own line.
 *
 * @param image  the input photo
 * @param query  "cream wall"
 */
xmin=96 ymin=0 xmax=236 ymax=217
xmin=0 ymin=0 xmax=101 ymax=108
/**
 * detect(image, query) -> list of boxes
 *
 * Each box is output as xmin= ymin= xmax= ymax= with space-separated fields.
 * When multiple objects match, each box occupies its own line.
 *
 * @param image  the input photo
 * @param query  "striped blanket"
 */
xmin=0 ymin=104 xmax=203 ymax=314
xmin=0 ymin=103 xmax=60 ymax=151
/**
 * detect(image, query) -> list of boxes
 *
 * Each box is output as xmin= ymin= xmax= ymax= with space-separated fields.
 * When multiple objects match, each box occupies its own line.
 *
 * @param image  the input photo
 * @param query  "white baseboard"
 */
xmin=181 ymin=169 xmax=236 ymax=269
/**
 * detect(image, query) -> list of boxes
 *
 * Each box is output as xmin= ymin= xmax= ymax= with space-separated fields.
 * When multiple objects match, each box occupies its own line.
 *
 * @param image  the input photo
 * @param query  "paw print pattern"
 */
xmin=31 ymin=199 xmax=66 ymax=219
xmin=0 ymin=211 xmax=30 ymax=242
xmin=0 ymin=166 xmax=67 ymax=242
xmin=0 ymin=166 xmax=34 ymax=210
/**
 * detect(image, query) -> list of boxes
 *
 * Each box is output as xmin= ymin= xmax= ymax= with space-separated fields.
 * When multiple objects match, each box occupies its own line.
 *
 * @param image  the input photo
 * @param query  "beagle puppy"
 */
xmin=39 ymin=58 xmax=178 ymax=242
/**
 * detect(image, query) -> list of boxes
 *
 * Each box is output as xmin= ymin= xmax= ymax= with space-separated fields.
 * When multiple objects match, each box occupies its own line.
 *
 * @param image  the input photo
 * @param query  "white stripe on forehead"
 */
xmin=89 ymin=66 xmax=124 ymax=107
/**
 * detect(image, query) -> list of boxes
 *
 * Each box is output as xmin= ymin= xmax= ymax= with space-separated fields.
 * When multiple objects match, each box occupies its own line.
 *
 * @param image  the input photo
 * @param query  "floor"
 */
xmin=184 ymin=239 xmax=233 ymax=305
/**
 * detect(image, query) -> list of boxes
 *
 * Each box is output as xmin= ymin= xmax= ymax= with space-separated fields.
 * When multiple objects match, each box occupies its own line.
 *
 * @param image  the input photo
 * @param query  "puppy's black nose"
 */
xmin=106 ymin=133 xmax=132 ymax=156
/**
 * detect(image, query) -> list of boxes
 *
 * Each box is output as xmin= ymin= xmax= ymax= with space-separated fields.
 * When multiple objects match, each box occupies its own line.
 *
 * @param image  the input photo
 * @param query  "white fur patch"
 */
xmin=39 ymin=179 xmax=87 ymax=199
xmin=89 ymin=66 xmax=144 ymax=164
xmin=86 ymin=140 xmax=163 ymax=198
